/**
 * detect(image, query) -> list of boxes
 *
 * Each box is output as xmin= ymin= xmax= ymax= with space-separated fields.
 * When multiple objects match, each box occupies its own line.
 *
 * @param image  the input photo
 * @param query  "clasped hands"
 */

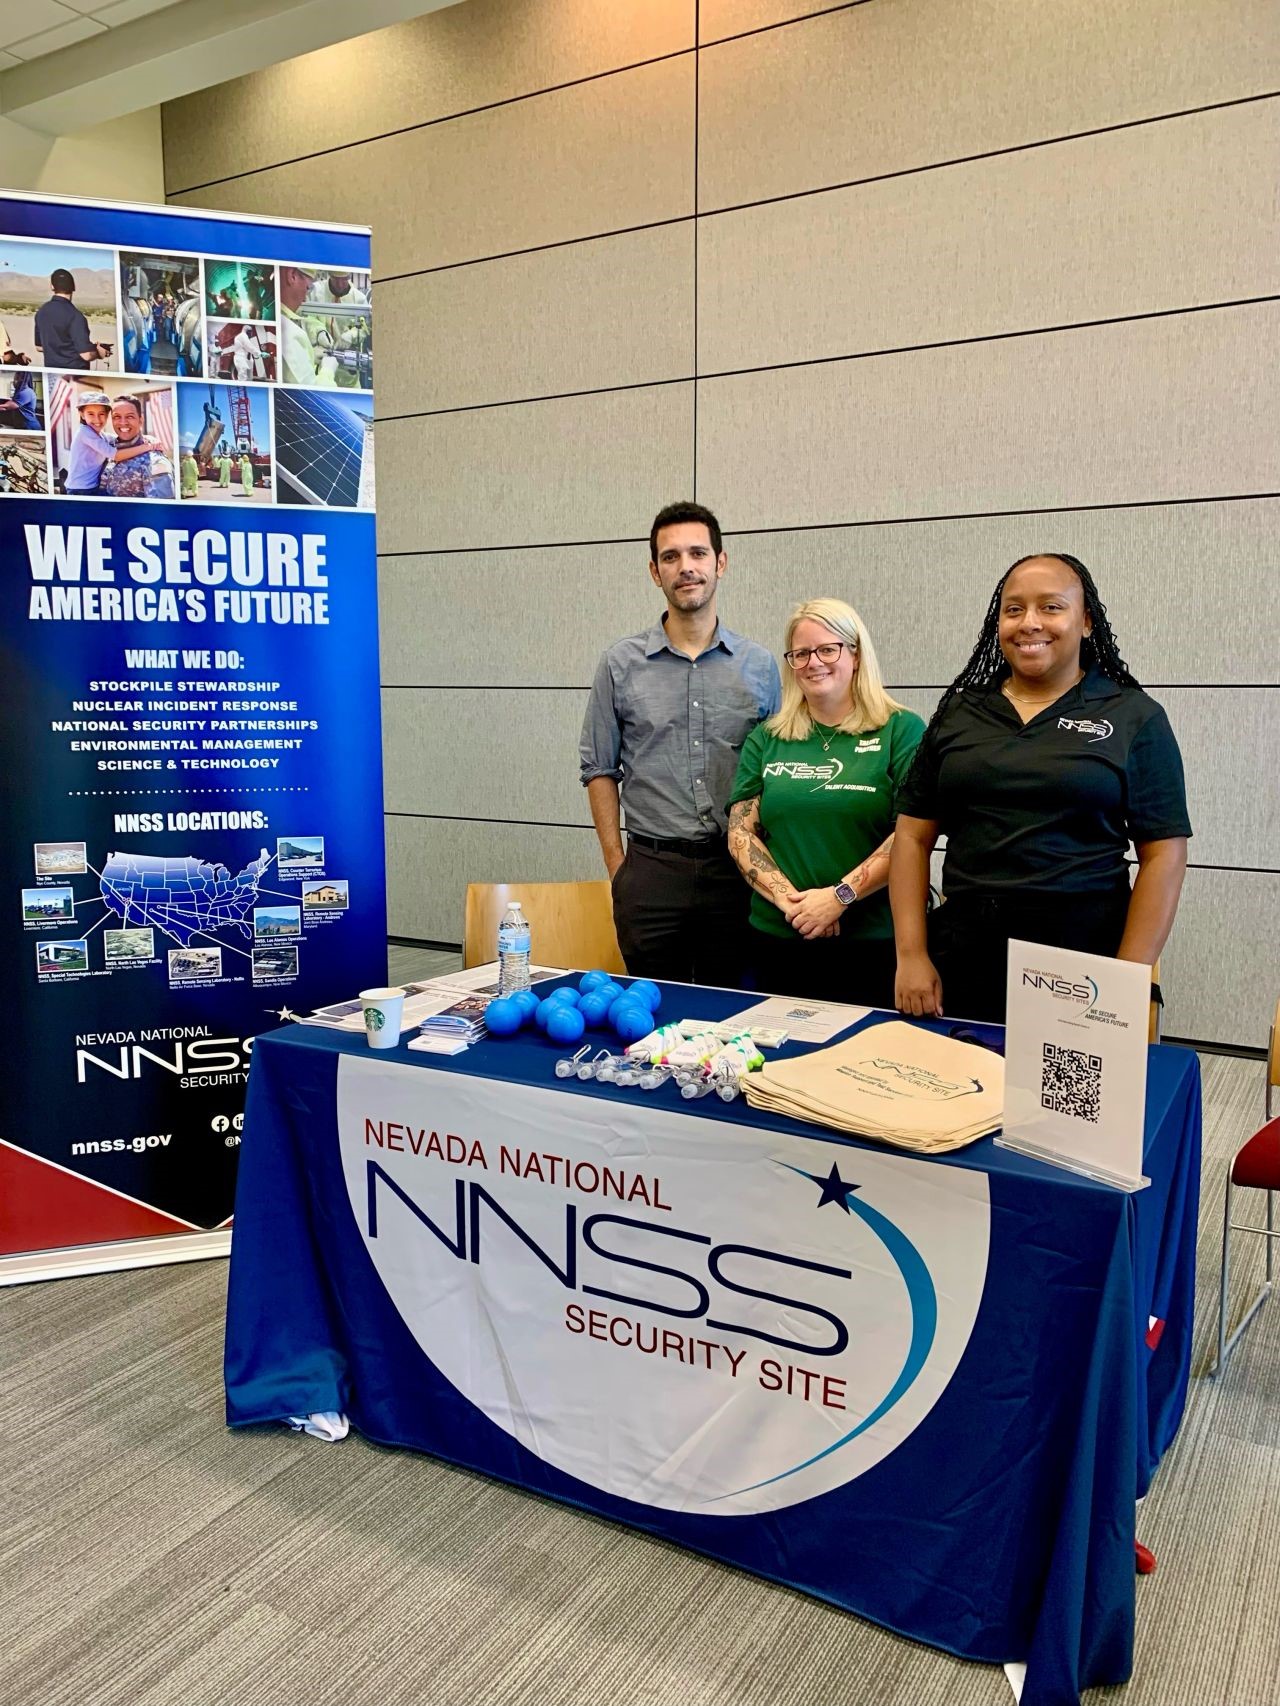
xmin=777 ymin=884 xmax=844 ymax=940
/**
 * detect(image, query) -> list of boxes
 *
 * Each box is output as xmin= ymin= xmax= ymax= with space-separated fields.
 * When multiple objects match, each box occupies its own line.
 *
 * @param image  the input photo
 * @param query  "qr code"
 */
xmin=1041 ymin=1042 xmax=1103 ymax=1123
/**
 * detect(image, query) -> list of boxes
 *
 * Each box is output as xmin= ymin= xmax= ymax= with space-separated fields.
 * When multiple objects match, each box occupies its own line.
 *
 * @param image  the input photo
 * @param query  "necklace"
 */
xmin=813 ymin=720 xmax=841 ymax=753
xmin=1002 ymin=672 xmax=1082 ymax=706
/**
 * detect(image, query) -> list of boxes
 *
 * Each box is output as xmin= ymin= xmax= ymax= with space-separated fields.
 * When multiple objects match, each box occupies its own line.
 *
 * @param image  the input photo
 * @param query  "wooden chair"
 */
xmin=1211 ymin=996 xmax=1280 ymax=1376
xmin=1149 ymin=958 xmax=1163 ymax=1044
xmin=463 ymin=881 xmax=626 ymax=975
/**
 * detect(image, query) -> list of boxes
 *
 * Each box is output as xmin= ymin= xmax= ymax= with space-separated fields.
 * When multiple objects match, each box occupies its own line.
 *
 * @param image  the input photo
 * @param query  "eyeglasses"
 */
xmin=783 ymin=641 xmax=852 ymax=669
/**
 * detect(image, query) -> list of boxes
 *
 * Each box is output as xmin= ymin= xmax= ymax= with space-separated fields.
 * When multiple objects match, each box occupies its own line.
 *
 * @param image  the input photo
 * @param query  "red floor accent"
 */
xmin=0 ymin=1144 xmax=194 ymax=1257
xmin=1135 ymin=1542 xmax=1158 ymax=1576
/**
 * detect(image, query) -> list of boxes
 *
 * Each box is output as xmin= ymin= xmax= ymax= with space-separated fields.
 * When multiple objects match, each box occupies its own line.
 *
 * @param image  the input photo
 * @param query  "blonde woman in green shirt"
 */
xmin=728 ymin=598 xmax=924 ymax=1009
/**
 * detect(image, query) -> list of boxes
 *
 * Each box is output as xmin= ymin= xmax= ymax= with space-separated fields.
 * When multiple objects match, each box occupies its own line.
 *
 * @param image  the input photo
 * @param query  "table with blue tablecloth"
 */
xmin=225 ymin=984 xmax=1201 ymax=1706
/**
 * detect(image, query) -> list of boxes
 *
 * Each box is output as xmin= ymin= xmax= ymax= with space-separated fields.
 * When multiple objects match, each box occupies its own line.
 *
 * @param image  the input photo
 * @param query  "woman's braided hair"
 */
xmin=923 ymin=552 xmax=1141 ymax=739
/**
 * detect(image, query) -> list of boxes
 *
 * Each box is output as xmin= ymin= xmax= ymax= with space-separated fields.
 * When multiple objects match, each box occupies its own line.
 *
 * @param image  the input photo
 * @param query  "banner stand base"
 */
xmin=0 ymin=1228 xmax=231 ymax=1288
xmin=995 ymin=1135 xmax=1149 ymax=1193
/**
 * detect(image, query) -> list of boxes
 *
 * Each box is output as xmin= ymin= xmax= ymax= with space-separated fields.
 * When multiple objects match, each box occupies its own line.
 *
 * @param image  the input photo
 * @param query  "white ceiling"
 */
xmin=0 ymin=0 xmax=187 ymax=68
xmin=0 ymin=0 xmax=461 ymax=135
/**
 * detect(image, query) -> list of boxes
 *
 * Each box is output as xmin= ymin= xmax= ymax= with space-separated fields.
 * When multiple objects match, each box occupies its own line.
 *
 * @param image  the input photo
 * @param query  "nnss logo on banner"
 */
xmin=336 ymin=1060 xmax=989 ymax=1516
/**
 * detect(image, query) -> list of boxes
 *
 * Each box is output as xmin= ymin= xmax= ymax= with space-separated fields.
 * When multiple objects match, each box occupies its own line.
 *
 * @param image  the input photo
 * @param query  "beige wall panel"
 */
xmin=167 ymin=174 xmax=364 ymax=233
xmin=379 ymin=543 xmax=661 ymax=684
xmin=384 ymin=688 xmax=589 ymax=824
xmin=699 ymin=0 xmax=1280 ymax=210
xmin=1158 ymin=691 xmax=1278 ymax=873
xmin=168 ymin=55 xmax=694 ymax=278
xmin=377 ymin=382 xmax=694 ymax=552
xmin=700 ymin=1 xmax=839 ymax=43
xmin=379 ymin=223 xmax=694 ymax=417
xmin=163 ymin=0 xmax=694 ymax=194
xmin=720 ymin=500 xmax=1280 ymax=689
xmin=696 ymin=304 xmax=1277 ymax=533
xmin=378 ymin=501 xmax=1280 ymax=689
xmin=699 ymin=100 xmax=1280 ymax=374
xmin=386 ymin=815 xmax=601 ymax=942
xmin=1161 ymin=868 xmax=1280 ymax=1048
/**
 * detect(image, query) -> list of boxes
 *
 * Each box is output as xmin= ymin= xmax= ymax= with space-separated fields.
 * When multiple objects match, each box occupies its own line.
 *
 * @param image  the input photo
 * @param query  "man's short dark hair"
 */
xmin=649 ymin=501 xmax=723 ymax=563
xmin=50 ymin=269 xmax=76 ymax=294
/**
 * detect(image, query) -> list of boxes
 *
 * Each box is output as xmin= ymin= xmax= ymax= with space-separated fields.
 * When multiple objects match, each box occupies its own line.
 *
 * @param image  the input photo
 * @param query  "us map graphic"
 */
xmin=23 ymin=844 xmax=338 ymax=985
xmin=101 ymin=850 xmax=270 ymax=946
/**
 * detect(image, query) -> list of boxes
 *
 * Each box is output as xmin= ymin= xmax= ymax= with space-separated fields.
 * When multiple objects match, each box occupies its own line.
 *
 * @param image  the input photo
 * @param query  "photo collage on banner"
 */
xmin=1 ymin=232 xmax=374 ymax=508
xmin=0 ymin=192 xmax=386 ymax=1265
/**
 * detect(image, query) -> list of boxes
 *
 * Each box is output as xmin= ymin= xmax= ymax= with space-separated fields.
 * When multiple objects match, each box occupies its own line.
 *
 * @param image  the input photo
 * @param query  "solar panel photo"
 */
xmin=273 ymin=387 xmax=369 ymax=508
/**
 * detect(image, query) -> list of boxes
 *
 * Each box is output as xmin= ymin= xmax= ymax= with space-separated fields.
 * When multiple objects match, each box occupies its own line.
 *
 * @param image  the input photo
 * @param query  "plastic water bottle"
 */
xmin=497 ymin=900 xmax=531 ymax=995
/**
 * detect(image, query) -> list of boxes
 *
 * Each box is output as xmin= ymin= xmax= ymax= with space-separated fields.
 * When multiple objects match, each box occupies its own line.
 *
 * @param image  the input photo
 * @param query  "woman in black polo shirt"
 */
xmin=890 ymin=553 xmax=1190 ymax=1023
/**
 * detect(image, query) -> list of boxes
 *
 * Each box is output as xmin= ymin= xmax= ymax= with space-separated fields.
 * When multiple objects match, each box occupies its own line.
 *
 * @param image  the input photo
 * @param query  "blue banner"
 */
xmin=0 ymin=193 xmax=384 ymax=1255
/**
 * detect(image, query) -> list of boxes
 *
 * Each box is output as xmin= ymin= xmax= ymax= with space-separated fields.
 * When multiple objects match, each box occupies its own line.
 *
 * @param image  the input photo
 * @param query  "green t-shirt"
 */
xmin=729 ymin=708 xmax=925 ymax=939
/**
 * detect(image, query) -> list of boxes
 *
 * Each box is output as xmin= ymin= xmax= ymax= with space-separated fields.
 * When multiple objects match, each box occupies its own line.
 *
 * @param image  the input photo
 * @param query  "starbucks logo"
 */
xmin=364 ymin=1008 xmax=385 ymax=1032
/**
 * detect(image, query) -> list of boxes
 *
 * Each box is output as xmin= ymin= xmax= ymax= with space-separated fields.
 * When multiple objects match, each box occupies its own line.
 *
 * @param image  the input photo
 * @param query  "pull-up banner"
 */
xmin=0 ymin=191 xmax=386 ymax=1272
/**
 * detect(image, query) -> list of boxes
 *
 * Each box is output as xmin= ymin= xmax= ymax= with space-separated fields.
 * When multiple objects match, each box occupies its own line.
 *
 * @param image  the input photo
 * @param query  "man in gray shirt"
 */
xmin=579 ymin=501 xmax=780 ymax=985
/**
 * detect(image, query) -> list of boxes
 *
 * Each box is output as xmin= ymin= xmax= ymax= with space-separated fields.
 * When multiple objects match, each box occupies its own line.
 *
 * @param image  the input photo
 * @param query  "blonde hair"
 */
xmin=768 ymin=597 xmax=903 ymax=741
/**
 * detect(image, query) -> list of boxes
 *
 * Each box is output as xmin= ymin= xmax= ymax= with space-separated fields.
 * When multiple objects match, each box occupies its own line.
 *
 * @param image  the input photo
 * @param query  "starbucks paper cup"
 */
xmin=360 ymin=986 xmax=405 ymax=1049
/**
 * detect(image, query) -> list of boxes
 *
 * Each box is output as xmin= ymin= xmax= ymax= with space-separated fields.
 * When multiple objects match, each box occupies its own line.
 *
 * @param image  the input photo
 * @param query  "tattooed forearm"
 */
xmin=728 ymin=797 xmax=791 ymax=906
xmin=842 ymin=832 xmax=896 ymax=900
xmin=745 ymin=838 xmax=785 ymax=893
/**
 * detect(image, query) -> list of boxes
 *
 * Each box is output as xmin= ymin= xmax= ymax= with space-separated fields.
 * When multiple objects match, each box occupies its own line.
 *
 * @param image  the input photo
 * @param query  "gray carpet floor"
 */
xmin=2 ymin=951 xmax=1277 ymax=1705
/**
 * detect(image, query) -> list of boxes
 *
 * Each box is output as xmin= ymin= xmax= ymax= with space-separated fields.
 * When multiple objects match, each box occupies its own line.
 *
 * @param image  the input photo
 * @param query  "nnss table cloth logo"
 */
xmin=336 ymin=1059 xmax=990 ymax=1515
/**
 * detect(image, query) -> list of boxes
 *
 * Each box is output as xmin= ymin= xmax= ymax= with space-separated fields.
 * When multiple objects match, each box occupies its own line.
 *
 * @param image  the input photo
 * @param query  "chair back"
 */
xmin=463 ymin=881 xmax=626 ymax=975
xmin=1148 ymin=958 xmax=1163 ymax=1045
xmin=1268 ymin=996 xmax=1280 ymax=1120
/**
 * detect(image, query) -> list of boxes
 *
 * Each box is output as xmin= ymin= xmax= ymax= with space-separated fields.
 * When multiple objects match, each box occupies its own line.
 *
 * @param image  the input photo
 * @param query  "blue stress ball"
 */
xmin=628 ymin=979 xmax=661 ymax=1013
xmin=608 ymin=992 xmax=644 ymax=1027
xmin=578 ymin=970 xmax=609 ymax=994
xmin=547 ymin=986 xmax=581 ymax=1007
xmin=596 ymin=981 xmax=623 ymax=1005
xmin=512 ymin=990 xmax=539 ymax=1022
xmin=534 ymin=997 xmax=561 ymax=1029
xmin=546 ymin=1004 xmax=586 ymax=1045
xmin=486 ymin=997 xmax=524 ymax=1037
xmin=613 ymin=1005 xmax=653 ymax=1045
xmin=579 ymin=991 xmax=613 ymax=1027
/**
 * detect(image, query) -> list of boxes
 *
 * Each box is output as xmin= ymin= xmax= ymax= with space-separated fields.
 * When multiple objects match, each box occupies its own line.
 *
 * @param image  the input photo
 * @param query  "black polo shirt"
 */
xmin=898 ymin=667 xmax=1191 ymax=898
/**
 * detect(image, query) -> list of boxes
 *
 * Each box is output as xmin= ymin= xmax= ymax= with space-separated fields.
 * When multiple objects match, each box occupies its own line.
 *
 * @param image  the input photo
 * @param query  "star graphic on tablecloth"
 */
xmin=810 ymin=1162 xmax=861 ymax=1213
xmin=271 ymin=1006 xmax=297 ymax=1022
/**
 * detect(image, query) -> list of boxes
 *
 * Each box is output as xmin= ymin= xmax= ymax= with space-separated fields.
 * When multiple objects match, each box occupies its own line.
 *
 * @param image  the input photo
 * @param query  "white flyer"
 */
xmin=720 ymin=995 xmax=871 ymax=1046
xmin=997 ymin=939 xmax=1150 ymax=1190
xmin=422 ymin=960 xmax=567 ymax=995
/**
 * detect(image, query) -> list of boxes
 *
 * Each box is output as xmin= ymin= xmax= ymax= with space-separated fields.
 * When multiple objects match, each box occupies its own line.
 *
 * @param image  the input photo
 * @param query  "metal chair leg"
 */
xmin=1214 ymin=1173 xmax=1276 ymax=1378
xmin=1214 ymin=1177 xmax=1233 ymax=1378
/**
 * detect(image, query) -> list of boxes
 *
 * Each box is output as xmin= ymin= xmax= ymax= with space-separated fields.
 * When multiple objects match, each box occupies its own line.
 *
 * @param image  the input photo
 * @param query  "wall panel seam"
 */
xmin=375 ymin=493 xmax=1280 ymax=558
xmin=381 ymin=811 xmax=1279 ymax=877
xmin=386 ymin=812 xmax=594 ymax=830
xmin=692 ymin=0 xmax=701 ymax=500
xmin=164 ymin=47 xmax=696 ymax=198
xmin=379 ymin=375 xmax=693 ymax=423
xmin=691 ymin=296 xmax=1280 ymax=386
xmin=376 ymin=217 xmax=693 ymax=284
xmin=700 ymin=1 xmax=873 ymax=50
xmin=372 ymin=295 xmax=1280 ymax=422
xmin=697 ymin=89 xmax=1280 ymax=221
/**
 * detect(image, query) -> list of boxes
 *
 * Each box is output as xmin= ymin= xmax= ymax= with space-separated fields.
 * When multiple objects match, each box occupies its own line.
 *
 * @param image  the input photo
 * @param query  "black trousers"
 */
xmin=612 ymin=838 xmax=750 ymax=987
xmin=749 ymin=926 xmax=898 ymax=1011
xmin=928 ymin=886 xmax=1132 ymax=1024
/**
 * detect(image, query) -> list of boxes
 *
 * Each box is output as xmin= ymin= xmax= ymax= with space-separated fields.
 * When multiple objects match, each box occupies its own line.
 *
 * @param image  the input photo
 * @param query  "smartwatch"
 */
xmin=833 ymin=881 xmax=859 ymax=907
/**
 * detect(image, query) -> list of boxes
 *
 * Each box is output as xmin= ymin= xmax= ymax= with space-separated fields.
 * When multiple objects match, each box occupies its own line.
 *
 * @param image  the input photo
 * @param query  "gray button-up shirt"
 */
xmin=579 ymin=617 xmax=781 ymax=839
